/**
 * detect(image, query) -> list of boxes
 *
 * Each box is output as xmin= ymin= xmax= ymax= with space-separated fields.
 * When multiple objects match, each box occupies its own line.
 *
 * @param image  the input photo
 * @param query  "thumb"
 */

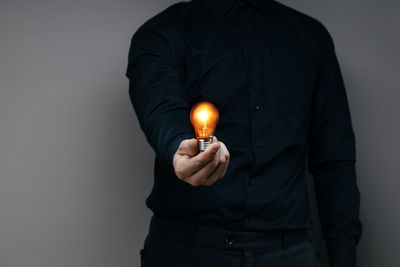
xmin=184 ymin=138 xmax=199 ymax=156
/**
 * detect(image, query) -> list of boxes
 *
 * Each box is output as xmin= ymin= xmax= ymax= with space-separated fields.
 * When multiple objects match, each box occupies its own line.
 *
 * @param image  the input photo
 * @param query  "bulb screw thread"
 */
xmin=198 ymin=137 xmax=214 ymax=152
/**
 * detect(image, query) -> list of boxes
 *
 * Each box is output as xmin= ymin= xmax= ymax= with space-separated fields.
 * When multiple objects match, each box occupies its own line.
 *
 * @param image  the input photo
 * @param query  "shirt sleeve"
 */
xmin=308 ymin=23 xmax=363 ymax=267
xmin=125 ymin=22 xmax=194 ymax=173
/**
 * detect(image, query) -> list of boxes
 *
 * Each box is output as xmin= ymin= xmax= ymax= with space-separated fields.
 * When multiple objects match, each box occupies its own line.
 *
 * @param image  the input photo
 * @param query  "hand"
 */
xmin=172 ymin=136 xmax=230 ymax=186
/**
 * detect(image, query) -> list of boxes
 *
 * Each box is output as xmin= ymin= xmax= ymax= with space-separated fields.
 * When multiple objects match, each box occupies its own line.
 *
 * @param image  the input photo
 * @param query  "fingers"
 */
xmin=203 ymin=157 xmax=225 ymax=185
xmin=177 ymin=138 xmax=198 ymax=156
xmin=175 ymin=139 xmax=220 ymax=181
xmin=204 ymin=139 xmax=230 ymax=185
xmin=185 ymin=140 xmax=220 ymax=174
xmin=185 ymin=141 xmax=221 ymax=185
xmin=174 ymin=136 xmax=231 ymax=187
xmin=217 ymin=141 xmax=230 ymax=178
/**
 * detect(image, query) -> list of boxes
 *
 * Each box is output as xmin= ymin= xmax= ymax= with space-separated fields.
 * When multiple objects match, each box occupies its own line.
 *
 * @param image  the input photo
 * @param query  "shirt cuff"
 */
xmin=326 ymin=237 xmax=357 ymax=267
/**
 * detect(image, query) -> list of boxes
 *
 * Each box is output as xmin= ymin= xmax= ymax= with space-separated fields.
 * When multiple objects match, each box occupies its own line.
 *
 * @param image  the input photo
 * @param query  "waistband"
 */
xmin=147 ymin=214 xmax=309 ymax=251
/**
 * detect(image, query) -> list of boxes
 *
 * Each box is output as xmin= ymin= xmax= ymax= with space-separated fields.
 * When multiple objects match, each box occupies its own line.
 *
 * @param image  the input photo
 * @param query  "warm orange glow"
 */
xmin=190 ymin=101 xmax=219 ymax=139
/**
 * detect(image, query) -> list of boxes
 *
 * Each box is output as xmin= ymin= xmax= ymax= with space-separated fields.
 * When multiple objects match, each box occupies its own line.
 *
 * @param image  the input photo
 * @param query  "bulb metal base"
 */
xmin=198 ymin=137 xmax=214 ymax=152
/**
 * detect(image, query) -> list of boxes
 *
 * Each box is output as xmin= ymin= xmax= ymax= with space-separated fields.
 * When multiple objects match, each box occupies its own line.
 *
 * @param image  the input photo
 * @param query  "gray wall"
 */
xmin=0 ymin=0 xmax=398 ymax=266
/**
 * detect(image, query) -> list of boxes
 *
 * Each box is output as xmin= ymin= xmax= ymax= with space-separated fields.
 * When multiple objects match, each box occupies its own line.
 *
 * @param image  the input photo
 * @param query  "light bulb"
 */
xmin=190 ymin=101 xmax=219 ymax=152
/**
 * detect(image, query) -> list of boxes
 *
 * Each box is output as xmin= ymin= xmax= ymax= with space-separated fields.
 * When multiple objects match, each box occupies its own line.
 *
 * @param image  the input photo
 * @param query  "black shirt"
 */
xmin=125 ymin=0 xmax=363 ymax=266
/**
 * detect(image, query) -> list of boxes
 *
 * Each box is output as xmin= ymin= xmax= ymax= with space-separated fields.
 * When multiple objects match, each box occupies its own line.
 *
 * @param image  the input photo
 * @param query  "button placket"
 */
xmin=236 ymin=2 xmax=259 ymax=226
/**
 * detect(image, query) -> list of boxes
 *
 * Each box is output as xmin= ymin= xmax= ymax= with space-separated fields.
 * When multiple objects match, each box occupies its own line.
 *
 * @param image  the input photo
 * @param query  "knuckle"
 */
xmin=203 ymin=177 xmax=212 ymax=185
xmin=177 ymin=142 xmax=185 ymax=152
xmin=177 ymin=142 xmax=183 ymax=150
xmin=175 ymin=171 xmax=184 ymax=180
xmin=199 ymin=178 xmax=207 ymax=186
xmin=175 ymin=168 xmax=187 ymax=180
xmin=190 ymin=180 xmax=200 ymax=187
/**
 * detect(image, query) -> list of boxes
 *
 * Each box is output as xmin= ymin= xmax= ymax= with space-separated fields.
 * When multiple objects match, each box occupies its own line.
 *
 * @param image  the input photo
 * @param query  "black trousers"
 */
xmin=140 ymin=215 xmax=321 ymax=267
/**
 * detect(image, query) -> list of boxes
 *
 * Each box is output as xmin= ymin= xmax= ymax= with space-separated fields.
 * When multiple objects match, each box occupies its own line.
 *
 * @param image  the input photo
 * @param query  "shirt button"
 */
xmin=255 ymin=105 xmax=260 ymax=111
xmin=225 ymin=234 xmax=234 ymax=246
xmin=249 ymin=179 xmax=255 ymax=185
xmin=249 ymin=64 xmax=255 ymax=71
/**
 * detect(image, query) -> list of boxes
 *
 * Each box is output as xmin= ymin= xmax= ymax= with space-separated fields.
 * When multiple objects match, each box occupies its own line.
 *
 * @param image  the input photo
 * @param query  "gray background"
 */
xmin=0 ymin=0 xmax=398 ymax=266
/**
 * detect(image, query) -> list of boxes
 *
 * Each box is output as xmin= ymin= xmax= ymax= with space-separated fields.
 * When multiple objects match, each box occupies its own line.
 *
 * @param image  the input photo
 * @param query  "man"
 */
xmin=125 ymin=0 xmax=363 ymax=266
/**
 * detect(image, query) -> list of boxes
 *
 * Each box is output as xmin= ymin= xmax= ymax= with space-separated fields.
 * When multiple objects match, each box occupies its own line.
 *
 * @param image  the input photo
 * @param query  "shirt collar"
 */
xmin=198 ymin=0 xmax=267 ymax=17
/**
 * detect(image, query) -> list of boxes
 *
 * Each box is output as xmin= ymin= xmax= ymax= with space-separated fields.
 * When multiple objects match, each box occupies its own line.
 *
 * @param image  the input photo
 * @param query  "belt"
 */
xmin=146 ymin=214 xmax=309 ymax=251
